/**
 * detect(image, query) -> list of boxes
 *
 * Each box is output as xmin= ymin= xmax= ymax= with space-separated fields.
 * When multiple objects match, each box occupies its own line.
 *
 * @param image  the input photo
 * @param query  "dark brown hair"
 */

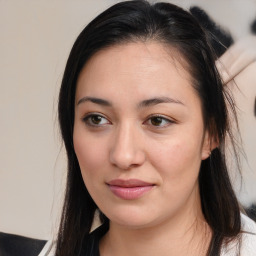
xmin=57 ymin=1 xmax=241 ymax=255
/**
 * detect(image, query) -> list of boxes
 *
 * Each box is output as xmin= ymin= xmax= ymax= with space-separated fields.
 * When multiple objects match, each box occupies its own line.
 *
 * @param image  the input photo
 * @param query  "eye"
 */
xmin=82 ymin=114 xmax=110 ymax=127
xmin=145 ymin=115 xmax=174 ymax=128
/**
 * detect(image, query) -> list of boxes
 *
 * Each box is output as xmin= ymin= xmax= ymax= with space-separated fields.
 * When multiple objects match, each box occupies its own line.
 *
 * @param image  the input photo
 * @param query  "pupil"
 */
xmin=92 ymin=116 xmax=102 ymax=124
xmin=151 ymin=117 xmax=162 ymax=126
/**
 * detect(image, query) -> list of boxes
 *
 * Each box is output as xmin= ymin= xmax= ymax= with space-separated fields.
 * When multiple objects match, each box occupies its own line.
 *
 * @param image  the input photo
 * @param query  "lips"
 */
xmin=107 ymin=179 xmax=155 ymax=200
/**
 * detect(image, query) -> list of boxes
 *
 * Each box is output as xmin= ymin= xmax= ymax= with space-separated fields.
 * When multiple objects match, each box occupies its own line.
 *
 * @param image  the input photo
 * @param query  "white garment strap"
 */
xmin=38 ymin=240 xmax=55 ymax=256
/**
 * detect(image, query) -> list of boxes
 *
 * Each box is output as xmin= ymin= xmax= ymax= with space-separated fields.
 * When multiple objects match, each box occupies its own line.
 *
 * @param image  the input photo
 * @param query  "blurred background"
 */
xmin=1 ymin=0 xmax=256 ymax=240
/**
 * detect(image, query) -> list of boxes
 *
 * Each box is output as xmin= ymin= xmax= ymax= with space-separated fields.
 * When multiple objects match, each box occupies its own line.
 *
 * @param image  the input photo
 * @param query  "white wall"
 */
xmin=0 ymin=0 xmax=255 ymax=239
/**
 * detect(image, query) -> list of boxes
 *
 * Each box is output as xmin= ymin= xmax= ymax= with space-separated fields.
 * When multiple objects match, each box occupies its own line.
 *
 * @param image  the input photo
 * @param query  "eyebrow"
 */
xmin=138 ymin=97 xmax=184 ymax=108
xmin=77 ymin=97 xmax=112 ymax=106
xmin=77 ymin=96 xmax=184 ymax=108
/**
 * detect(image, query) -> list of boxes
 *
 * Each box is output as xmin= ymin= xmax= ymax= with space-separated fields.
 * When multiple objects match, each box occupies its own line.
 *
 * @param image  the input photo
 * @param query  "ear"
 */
xmin=201 ymin=130 xmax=218 ymax=160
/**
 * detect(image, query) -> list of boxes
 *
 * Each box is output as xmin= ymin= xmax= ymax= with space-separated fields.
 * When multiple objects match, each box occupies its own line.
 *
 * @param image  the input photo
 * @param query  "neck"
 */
xmin=100 ymin=203 xmax=212 ymax=256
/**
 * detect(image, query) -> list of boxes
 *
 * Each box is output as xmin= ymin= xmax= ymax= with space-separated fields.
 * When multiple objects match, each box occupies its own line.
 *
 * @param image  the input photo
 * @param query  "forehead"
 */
xmin=76 ymin=42 xmax=197 ymax=105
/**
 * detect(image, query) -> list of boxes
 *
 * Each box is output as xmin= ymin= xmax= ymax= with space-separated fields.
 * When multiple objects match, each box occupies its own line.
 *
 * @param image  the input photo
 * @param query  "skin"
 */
xmin=73 ymin=42 xmax=213 ymax=256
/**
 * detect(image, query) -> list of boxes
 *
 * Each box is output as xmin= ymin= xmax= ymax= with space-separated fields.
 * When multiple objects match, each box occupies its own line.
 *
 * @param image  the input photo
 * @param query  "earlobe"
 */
xmin=201 ymin=149 xmax=212 ymax=160
xmin=201 ymin=130 xmax=218 ymax=160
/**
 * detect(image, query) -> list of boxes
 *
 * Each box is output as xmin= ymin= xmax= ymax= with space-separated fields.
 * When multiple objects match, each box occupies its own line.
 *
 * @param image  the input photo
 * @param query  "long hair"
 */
xmin=57 ymin=1 xmax=241 ymax=255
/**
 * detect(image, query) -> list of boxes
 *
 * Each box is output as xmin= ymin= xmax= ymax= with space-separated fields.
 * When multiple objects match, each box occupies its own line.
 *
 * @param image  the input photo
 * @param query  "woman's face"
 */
xmin=73 ymin=42 xmax=212 ymax=228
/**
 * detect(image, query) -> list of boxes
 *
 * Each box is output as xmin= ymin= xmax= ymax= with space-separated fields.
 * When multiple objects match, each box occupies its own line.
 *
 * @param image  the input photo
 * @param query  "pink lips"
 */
xmin=107 ymin=179 xmax=154 ymax=200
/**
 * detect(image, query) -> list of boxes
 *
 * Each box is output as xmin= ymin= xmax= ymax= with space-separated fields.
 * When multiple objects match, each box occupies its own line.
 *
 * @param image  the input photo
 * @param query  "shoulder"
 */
xmin=221 ymin=213 xmax=256 ymax=256
xmin=240 ymin=213 xmax=256 ymax=255
xmin=0 ymin=231 xmax=47 ymax=256
xmin=241 ymin=213 xmax=256 ymax=232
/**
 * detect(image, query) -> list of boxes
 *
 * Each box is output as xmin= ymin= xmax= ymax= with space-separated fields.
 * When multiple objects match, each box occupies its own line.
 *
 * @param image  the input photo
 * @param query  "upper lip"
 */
xmin=107 ymin=179 xmax=154 ymax=188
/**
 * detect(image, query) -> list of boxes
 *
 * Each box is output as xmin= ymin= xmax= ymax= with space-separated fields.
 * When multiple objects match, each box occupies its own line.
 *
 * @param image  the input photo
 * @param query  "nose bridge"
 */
xmin=110 ymin=120 xmax=145 ymax=169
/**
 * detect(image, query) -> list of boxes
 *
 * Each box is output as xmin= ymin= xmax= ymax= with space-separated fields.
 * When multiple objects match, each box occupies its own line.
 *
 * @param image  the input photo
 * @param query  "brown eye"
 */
xmin=147 ymin=116 xmax=173 ymax=127
xmin=91 ymin=115 xmax=103 ymax=124
xmin=150 ymin=117 xmax=164 ymax=126
xmin=83 ymin=114 xmax=109 ymax=127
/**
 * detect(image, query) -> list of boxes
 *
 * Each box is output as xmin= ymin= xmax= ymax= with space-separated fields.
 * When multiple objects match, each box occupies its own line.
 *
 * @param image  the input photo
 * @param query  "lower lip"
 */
xmin=108 ymin=185 xmax=154 ymax=200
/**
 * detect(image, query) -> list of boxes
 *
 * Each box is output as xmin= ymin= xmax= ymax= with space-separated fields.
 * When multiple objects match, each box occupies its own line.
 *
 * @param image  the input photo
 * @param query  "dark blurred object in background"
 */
xmin=190 ymin=6 xmax=234 ymax=58
xmin=245 ymin=204 xmax=256 ymax=222
xmin=251 ymin=17 xmax=256 ymax=34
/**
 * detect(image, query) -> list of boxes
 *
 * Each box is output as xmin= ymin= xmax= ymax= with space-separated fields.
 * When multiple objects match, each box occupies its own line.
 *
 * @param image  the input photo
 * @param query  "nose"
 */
xmin=109 ymin=123 xmax=146 ymax=170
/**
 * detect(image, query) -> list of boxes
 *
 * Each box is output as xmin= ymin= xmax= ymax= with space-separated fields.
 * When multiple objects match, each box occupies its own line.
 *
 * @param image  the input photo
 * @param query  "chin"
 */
xmin=104 ymin=205 xmax=170 ymax=230
xmin=104 ymin=206 xmax=150 ymax=227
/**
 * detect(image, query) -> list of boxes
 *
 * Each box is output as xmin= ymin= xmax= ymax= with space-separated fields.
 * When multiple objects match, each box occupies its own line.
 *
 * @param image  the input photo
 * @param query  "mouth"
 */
xmin=107 ymin=179 xmax=155 ymax=200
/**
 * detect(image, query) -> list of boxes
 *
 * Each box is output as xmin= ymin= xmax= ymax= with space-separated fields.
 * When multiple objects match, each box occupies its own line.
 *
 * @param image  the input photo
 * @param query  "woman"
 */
xmin=40 ymin=1 xmax=256 ymax=255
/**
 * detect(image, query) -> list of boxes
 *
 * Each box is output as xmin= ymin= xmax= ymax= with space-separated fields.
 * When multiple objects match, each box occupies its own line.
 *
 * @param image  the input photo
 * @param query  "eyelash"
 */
xmin=82 ymin=113 xmax=175 ymax=128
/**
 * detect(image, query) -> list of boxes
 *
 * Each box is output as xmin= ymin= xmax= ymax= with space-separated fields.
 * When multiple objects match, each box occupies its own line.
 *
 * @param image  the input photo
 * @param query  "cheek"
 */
xmin=73 ymin=128 xmax=108 ymax=182
xmin=148 ymin=133 xmax=203 ymax=184
xmin=144 ymin=136 xmax=203 ymax=218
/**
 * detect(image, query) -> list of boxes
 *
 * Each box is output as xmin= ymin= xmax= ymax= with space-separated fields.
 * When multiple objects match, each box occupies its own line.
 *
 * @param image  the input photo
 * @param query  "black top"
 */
xmin=0 ymin=224 xmax=108 ymax=256
xmin=81 ymin=223 xmax=109 ymax=256
xmin=0 ymin=232 xmax=47 ymax=256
